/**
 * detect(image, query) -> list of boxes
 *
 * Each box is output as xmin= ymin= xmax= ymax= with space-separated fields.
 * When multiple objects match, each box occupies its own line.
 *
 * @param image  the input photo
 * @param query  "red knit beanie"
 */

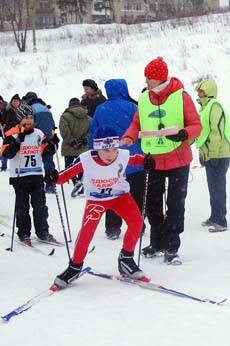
xmin=144 ymin=57 xmax=168 ymax=81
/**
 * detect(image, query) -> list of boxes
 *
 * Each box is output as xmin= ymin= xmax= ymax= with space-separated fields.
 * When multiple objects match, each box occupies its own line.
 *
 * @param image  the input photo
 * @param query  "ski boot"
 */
xmin=54 ymin=261 xmax=83 ymax=289
xmin=118 ymin=249 xmax=146 ymax=280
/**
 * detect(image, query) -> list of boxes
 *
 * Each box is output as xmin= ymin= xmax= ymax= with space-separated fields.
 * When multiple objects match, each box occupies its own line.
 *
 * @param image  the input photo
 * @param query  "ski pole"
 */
xmin=6 ymin=126 xmax=24 ymax=252
xmin=5 ymin=200 xmax=16 ymax=252
xmin=53 ymin=185 xmax=71 ymax=261
xmin=2 ymin=122 xmax=16 ymax=252
xmin=54 ymin=144 xmax=72 ymax=242
xmin=137 ymin=164 xmax=150 ymax=266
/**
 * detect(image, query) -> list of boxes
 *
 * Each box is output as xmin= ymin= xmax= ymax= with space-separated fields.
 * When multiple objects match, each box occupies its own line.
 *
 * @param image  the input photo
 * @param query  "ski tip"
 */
xmin=217 ymin=298 xmax=227 ymax=305
xmin=49 ymin=248 xmax=55 ymax=256
xmin=49 ymin=284 xmax=60 ymax=292
xmin=88 ymin=245 xmax=95 ymax=254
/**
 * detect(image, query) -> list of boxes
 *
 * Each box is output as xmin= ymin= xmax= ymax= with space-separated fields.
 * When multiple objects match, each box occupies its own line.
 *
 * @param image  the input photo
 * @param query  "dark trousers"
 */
xmin=147 ymin=165 xmax=190 ymax=253
xmin=105 ymin=170 xmax=146 ymax=231
xmin=12 ymin=176 xmax=49 ymax=239
xmin=205 ymin=158 xmax=229 ymax=227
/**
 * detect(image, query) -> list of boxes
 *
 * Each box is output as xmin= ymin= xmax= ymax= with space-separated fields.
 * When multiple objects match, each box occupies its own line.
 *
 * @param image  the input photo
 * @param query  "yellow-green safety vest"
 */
xmin=138 ymin=89 xmax=184 ymax=154
xmin=196 ymin=99 xmax=230 ymax=148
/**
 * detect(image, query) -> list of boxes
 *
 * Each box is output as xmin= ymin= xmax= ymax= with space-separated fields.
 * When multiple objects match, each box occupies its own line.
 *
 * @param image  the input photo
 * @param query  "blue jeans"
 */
xmin=205 ymin=158 xmax=229 ymax=227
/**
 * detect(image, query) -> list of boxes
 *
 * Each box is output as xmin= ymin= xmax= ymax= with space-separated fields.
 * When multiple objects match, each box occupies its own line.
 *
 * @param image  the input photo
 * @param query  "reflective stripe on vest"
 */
xmin=138 ymin=89 xmax=184 ymax=154
xmin=196 ymin=99 xmax=230 ymax=148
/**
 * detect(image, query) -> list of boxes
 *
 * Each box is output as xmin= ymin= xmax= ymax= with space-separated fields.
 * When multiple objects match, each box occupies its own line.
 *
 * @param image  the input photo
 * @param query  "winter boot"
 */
xmin=19 ymin=235 xmax=32 ymax=247
xmin=208 ymin=223 xmax=227 ymax=233
xmin=118 ymin=249 xmax=145 ymax=280
xmin=71 ymin=181 xmax=84 ymax=198
xmin=37 ymin=233 xmax=58 ymax=244
xmin=141 ymin=244 xmax=164 ymax=258
xmin=164 ymin=250 xmax=182 ymax=265
xmin=54 ymin=261 xmax=83 ymax=289
xmin=105 ymin=228 xmax=121 ymax=240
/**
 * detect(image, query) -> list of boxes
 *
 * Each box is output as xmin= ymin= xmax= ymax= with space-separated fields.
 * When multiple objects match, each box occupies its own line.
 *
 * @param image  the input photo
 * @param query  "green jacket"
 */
xmin=195 ymin=78 xmax=230 ymax=161
xmin=197 ymin=99 xmax=230 ymax=160
xmin=59 ymin=105 xmax=91 ymax=156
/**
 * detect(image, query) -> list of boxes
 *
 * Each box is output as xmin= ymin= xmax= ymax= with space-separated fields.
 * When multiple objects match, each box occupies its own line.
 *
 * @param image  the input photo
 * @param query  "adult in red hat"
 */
xmin=121 ymin=56 xmax=202 ymax=265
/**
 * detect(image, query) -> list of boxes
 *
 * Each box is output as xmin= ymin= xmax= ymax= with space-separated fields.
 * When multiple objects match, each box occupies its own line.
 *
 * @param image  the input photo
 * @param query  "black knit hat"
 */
xmin=15 ymin=103 xmax=33 ymax=122
xmin=82 ymin=79 xmax=98 ymax=90
xmin=11 ymin=94 xmax=20 ymax=102
xmin=68 ymin=97 xmax=80 ymax=107
xmin=23 ymin=91 xmax=37 ymax=102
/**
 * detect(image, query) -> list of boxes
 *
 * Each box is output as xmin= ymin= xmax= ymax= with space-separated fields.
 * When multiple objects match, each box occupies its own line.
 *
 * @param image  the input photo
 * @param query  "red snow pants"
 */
xmin=72 ymin=192 xmax=142 ymax=264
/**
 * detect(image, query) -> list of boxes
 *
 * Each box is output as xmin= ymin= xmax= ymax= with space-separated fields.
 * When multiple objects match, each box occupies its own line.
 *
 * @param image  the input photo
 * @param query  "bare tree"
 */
xmin=0 ymin=1 xmax=5 ymax=31
xmin=0 ymin=0 xmax=33 ymax=52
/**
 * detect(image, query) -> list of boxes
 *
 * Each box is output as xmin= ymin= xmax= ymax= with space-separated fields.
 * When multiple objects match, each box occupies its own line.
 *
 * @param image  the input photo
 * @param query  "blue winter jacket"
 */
xmin=89 ymin=79 xmax=143 ymax=175
xmin=29 ymin=98 xmax=55 ymax=139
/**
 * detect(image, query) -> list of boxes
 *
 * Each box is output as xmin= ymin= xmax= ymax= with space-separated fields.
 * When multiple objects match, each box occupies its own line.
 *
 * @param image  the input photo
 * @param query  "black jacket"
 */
xmin=81 ymin=89 xmax=106 ymax=118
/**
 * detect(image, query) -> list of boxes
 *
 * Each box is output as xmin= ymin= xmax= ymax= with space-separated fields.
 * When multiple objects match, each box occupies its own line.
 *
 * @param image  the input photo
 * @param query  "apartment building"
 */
xmin=0 ymin=0 xmax=221 ymax=31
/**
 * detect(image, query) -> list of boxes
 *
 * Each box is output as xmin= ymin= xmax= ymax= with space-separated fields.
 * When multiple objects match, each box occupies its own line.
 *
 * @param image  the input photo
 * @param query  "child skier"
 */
xmin=2 ymin=103 xmax=59 ymax=245
xmin=45 ymin=125 xmax=154 ymax=288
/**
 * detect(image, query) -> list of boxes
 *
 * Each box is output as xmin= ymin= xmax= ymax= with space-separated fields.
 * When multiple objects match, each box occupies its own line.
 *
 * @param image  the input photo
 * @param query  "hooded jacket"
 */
xmin=59 ymin=105 xmax=91 ymax=156
xmin=89 ymin=78 xmax=143 ymax=175
xmin=196 ymin=79 xmax=230 ymax=160
xmin=124 ymin=77 xmax=201 ymax=170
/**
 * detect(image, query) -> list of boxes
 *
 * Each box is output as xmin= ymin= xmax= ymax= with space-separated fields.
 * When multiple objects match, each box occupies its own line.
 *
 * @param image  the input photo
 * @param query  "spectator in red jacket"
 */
xmin=121 ymin=57 xmax=202 ymax=265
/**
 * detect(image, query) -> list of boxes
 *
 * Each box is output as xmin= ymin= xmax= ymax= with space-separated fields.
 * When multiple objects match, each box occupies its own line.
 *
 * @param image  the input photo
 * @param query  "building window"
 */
xmin=40 ymin=0 xmax=51 ymax=11
xmin=124 ymin=1 xmax=143 ymax=12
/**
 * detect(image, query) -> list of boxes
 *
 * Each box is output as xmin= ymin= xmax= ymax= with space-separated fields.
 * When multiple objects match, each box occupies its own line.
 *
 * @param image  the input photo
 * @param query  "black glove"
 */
xmin=51 ymin=134 xmax=60 ymax=145
xmin=166 ymin=129 xmax=188 ymax=142
xmin=3 ymin=135 xmax=15 ymax=145
xmin=143 ymin=154 xmax=155 ymax=170
xmin=46 ymin=133 xmax=60 ymax=147
xmin=209 ymin=159 xmax=219 ymax=167
xmin=44 ymin=169 xmax=59 ymax=184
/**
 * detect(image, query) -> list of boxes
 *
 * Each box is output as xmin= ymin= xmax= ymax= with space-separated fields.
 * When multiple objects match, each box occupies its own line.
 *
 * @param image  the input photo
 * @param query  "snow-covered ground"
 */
xmin=0 ymin=12 xmax=230 ymax=346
